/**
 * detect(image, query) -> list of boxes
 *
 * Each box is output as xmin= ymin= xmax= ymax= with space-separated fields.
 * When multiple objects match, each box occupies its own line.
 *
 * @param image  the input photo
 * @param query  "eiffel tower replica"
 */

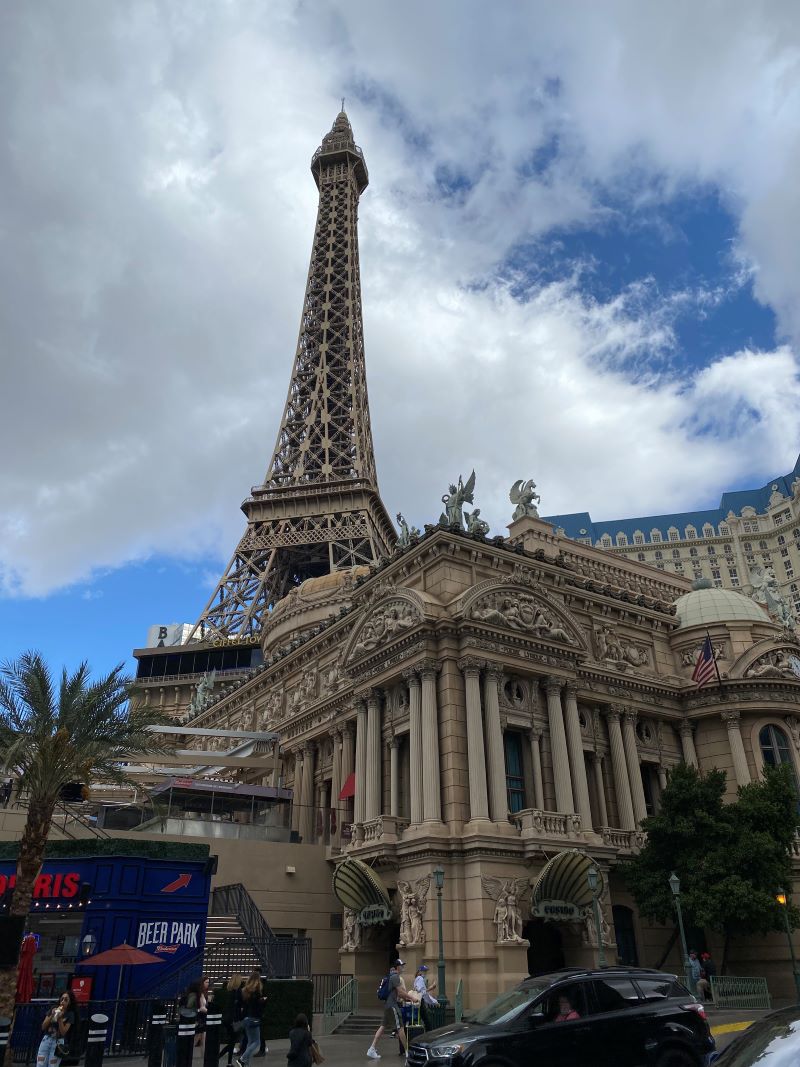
xmin=189 ymin=111 xmax=395 ymax=640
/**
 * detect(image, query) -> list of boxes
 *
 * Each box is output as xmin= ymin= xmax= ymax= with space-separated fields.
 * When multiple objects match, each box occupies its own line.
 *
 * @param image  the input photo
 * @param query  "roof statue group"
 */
xmin=396 ymin=474 xmax=540 ymax=549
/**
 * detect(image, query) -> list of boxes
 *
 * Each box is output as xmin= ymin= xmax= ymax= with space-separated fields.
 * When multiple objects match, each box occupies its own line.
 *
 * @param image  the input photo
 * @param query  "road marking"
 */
xmin=711 ymin=1021 xmax=754 ymax=1036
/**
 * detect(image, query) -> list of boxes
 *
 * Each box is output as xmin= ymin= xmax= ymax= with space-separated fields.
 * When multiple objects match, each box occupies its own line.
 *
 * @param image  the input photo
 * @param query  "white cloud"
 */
xmin=0 ymin=0 xmax=799 ymax=598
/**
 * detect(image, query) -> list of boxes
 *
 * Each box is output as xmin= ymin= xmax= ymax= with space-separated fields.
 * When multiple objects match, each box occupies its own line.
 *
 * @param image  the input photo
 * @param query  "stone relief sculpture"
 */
xmin=439 ymin=471 xmax=476 ymax=529
xmin=580 ymin=903 xmax=614 ymax=948
xmin=592 ymin=625 xmax=649 ymax=667
xmin=750 ymin=565 xmax=797 ymax=629
xmin=396 ymin=512 xmax=421 ymax=548
xmin=471 ymin=592 xmax=573 ymax=643
xmin=509 ymin=479 xmax=540 ymax=520
xmin=259 ymin=689 xmax=284 ymax=727
xmin=397 ymin=876 xmax=431 ymax=946
xmin=189 ymin=670 xmax=217 ymax=716
xmin=289 ymin=668 xmax=318 ymax=711
xmin=341 ymin=908 xmax=360 ymax=952
xmin=481 ymin=877 xmax=530 ymax=944
xmin=745 ymin=648 xmax=800 ymax=680
xmin=352 ymin=600 xmax=420 ymax=656
xmin=680 ymin=642 xmax=725 ymax=667
xmin=322 ymin=662 xmax=346 ymax=695
xmin=464 ymin=508 xmax=490 ymax=536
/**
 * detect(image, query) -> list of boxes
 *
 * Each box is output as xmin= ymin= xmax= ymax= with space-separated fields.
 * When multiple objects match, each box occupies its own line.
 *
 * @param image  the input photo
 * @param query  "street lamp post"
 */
xmin=668 ymin=872 xmax=693 ymax=991
xmin=776 ymin=889 xmax=800 ymax=1001
xmin=433 ymin=865 xmax=447 ymax=1003
xmin=587 ymin=866 xmax=607 ymax=967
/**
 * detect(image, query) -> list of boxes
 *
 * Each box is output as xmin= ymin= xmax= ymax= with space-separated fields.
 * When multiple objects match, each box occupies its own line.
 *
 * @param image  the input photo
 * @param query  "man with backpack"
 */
xmin=367 ymin=959 xmax=413 ymax=1060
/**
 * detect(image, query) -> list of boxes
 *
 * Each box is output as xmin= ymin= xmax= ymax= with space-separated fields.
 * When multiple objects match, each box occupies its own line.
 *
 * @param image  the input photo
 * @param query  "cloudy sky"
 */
xmin=2 ymin=1 xmax=799 ymax=676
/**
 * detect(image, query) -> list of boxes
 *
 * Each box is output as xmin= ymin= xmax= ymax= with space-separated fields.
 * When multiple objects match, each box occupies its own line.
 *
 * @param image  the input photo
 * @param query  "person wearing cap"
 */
xmin=367 ymin=959 xmax=413 ymax=1060
xmin=412 ymin=965 xmax=439 ymax=1031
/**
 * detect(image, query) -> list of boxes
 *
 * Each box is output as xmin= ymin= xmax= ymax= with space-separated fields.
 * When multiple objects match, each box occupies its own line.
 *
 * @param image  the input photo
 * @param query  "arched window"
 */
xmin=759 ymin=724 xmax=794 ymax=771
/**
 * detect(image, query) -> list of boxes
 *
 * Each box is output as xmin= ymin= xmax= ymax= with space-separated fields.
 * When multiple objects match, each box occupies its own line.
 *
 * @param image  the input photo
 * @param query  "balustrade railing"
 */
xmin=600 ymin=827 xmax=647 ymax=851
xmin=511 ymin=808 xmax=583 ymax=837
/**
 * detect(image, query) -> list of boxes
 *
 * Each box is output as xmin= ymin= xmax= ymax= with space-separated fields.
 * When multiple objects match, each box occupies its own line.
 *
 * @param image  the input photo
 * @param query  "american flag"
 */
xmin=692 ymin=635 xmax=718 ymax=689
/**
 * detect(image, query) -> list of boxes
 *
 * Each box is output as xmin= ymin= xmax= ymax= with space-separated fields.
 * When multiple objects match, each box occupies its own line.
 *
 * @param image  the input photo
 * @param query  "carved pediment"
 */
xmin=744 ymin=647 xmax=800 ymax=681
xmin=344 ymin=594 xmax=424 ymax=663
xmin=468 ymin=590 xmax=577 ymax=645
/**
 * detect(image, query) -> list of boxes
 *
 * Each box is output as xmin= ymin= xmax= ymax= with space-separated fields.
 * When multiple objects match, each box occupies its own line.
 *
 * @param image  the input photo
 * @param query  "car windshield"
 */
xmin=469 ymin=982 xmax=550 ymax=1026
xmin=718 ymin=1013 xmax=800 ymax=1067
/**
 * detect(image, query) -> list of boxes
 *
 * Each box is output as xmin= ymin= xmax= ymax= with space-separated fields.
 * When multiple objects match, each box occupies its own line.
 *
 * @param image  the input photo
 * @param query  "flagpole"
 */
xmin=706 ymin=629 xmax=724 ymax=690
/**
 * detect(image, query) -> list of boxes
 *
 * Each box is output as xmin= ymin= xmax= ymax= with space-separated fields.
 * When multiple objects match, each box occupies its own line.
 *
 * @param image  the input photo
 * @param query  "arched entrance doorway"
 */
xmin=524 ymin=918 xmax=565 ymax=975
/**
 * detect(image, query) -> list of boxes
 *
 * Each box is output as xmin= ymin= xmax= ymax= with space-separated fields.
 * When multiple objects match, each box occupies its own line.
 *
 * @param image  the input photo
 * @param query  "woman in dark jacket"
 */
xmin=286 ymin=1015 xmax=313 ymax=1067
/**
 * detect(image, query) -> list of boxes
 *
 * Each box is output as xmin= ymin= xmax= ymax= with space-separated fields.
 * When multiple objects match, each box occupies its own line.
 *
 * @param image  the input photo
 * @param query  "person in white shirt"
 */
xmin=412 ymin=965 xmax=438 ymax=1031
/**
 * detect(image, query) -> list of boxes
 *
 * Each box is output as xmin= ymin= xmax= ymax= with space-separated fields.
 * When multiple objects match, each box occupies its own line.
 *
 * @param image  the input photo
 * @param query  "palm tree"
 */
xmin=0 ymin=651 xmax=172 ymax=1030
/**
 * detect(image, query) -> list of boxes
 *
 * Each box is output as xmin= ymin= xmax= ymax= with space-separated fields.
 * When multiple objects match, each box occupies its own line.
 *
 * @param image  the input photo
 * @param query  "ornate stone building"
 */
xmin=130 ymin=112 xmax=800 ymax=1006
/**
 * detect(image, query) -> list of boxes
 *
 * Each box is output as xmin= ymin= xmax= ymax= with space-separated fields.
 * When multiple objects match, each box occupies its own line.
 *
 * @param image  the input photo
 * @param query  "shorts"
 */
xmin=383 ymin=1005 xmax=402 ymax=1031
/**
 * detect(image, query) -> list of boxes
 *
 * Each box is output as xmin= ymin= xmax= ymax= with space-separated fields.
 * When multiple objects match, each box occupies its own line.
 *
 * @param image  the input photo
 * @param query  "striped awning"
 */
xmin=531 ymin=849 xmax=604 ymax=910
xmin=332 ymin=856 xmax=390 ymax=913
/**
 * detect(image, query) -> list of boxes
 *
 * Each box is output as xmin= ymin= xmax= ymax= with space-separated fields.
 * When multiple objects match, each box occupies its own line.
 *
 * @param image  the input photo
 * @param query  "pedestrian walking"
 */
xmin=1 ymin=778 xmax=12 ymax=807
xmin=688 ymin=950 xmax=702 ymax=989
xmin=37 ymin=990 xmax=77 ymax=1067
xmin=367 ymin=958 xmax=414 ymax=1060
xmin=237 ymin=970 xmax=267 ymax=1067
xmin=412 ymin=965 xmax=439 ymax=1031
xmin=219 ymin=975 xmax=245 ymax=1067
xmin=286 ymin=1014 xmax=313 ymax=1067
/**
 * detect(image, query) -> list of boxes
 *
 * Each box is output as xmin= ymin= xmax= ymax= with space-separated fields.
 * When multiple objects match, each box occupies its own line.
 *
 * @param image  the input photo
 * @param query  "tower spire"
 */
xmin=189 ymin=113 xmax=395 ymax=640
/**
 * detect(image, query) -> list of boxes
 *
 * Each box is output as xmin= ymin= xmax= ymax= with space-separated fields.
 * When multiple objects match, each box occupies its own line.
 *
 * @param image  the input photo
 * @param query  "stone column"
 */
xmin=365 ymin=690 xmax=382 ymax=821
xmin=622 ymin=711 xmax=648 ymax=824
xmin=592 ymin=754 xmax=608 ymax=827
xmin=330 ymin=731 xmax=342 ymax=846
xmin=389 ymin=737 xmax=400 ymax=817
xmin=290 ymin=750 xmax=301 ymax=834
xmin=563 ymin=683 xmax=593 ymax=828
xmin=340 ymin=724 xmax=354 ymax=834
xmin=544 ymin=677 xmax=574 ymax=813
xmin=404 ymin=671 xmax=424 ymax=825
xmin=271 ymin=741 xmax=280 ymax=789
xmin=679 ymin=721 xmax=698 ymax=767
xmin=483 ymin=666 xmax=508 ymax=822
xmin=298 ymin=744 xmax=315 ymax=843
xmin=657 ymin=765 xmax=668 ymax=791
xmin=354 ymin=701 xmax=367 ymax=824
xmin=723 ymin=710 xmax=751 ymax=787
xmin=421 ymin=663 xmax=442 ymax=822
xmin=528 ymin=727 xmax=545 ymax=810
xmin=460 ymin=659 xmax=489 ymax=821
xmin=605 ymin=708 xmax=636 ymax=831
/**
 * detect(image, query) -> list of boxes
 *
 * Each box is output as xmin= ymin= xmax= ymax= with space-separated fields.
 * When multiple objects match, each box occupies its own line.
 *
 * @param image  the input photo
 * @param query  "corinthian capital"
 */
xmin=457 ymin=656 xmax=483 ymax=675
xmin=721 ymin=709 xmax=741 ymax=727
xmin=605 ymin=706 xmax=622 ymax=726
xmin=544 ymin=676 xmax=563 ymax=694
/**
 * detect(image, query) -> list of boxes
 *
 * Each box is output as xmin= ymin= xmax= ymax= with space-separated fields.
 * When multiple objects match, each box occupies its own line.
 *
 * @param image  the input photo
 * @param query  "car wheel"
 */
xmin=655 ymin=1049 xmax=699 ymax=1067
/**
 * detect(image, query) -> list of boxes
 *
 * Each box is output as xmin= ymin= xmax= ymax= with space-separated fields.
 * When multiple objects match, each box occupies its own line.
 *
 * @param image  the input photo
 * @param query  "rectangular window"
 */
xmin=504 ymin=732 xmax=526 ymax=814
xmin=669 ymin=530 xmax=680 ymax=541
xmin=590 ymin=977 xmax=641 ymax=1014
xmin=773 ymin=509 xmax=791 ymax=526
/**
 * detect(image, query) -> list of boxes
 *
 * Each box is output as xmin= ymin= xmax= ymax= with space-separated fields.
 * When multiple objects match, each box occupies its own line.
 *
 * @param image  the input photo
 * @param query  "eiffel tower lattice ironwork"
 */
xmin=190 ymin=111 xmax=395 ymax=640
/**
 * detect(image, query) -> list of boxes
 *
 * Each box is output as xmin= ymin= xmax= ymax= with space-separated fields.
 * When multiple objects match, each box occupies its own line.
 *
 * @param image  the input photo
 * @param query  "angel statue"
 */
xmin=439 ymin=471 xmax=476 ymax=529
xmin=509 ymin=479 xmax=541 ymax=521
xmin=481 ymin=876 xmax=530 ymax=943
xmin=464 ymin=508 xmax=490 ymax=536
xmin=397 ymin=876 xmax=431 ymax=946
xmin=750 ymin=565 xmax=796 ymax=630
xmin=341 ymin=908 xmax=360 ymax=952
xmin=396 ymin=512 xmax=421 ymax=549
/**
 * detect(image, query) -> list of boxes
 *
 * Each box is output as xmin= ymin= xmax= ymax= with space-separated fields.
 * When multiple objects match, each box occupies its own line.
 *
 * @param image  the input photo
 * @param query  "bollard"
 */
xmin=147 ymin=1002 xmax=168 ymax=1067
xmin=85 ymin=1013 xmax=109 ymax=1067
xmin=175 ymin=1009 xmax=197 ymax=1067
xmin=202 ymin=1011 xmax=222 ymax=1067
xmin=0 ymin=1016 xmax=11 ymax=1059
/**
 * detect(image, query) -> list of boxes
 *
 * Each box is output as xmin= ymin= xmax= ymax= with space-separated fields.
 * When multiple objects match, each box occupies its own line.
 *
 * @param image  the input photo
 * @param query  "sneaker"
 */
xmin=366 ymin=1049 xmax=381 ymax=1059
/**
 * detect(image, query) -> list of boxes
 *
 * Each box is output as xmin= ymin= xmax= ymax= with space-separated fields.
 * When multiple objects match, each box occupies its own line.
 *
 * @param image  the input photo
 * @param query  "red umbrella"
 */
xmin=79 ymin=942 xmax=164 ymax=1043
xmin=15 ymin=933 xmax=37 ymax=1004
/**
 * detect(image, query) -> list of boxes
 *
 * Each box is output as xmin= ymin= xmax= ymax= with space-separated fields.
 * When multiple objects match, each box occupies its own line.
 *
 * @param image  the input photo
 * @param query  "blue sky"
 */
xmin=1 ymin=1 xmax=799 ymax=680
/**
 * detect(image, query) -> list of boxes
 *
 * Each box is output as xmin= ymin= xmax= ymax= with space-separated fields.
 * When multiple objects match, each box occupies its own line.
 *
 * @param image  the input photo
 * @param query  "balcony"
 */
xmin=511 ymin=808 xmax=583 ymax=840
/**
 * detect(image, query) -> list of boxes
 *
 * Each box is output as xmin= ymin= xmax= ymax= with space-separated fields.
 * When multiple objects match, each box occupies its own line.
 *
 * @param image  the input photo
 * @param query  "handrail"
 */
xmin=454 ymin=979 xmax=464 ymax=1024
xmin=323 ymin=975 xmax=358 ymax=1029
xmin=211 ymin=883 xmax=277 ymax=942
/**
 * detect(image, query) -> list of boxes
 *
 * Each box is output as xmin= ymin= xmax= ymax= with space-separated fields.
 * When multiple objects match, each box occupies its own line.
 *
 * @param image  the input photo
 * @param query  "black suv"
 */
xmin=407 ymin=967 xmax=715 ymax=1067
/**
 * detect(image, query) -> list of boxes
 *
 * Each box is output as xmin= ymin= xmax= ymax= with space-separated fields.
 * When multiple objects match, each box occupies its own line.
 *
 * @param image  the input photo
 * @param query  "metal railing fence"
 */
xmin=312 ymin=974 xmax=352 ymax=1014
xmin=709 ymin=975 xmax=771 ymax=1010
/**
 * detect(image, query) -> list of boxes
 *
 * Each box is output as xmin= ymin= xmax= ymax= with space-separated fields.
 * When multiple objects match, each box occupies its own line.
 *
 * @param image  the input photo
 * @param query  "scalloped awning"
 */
xmin=531 ymin=849 xmax=604 ymax=910
xmin=332 ymin=856 xmax=390 ymax=913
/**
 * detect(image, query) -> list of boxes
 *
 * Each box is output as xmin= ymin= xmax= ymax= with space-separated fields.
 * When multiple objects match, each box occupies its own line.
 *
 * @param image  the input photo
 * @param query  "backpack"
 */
xmin=377 ymin=975 xmax=391 ymax=1001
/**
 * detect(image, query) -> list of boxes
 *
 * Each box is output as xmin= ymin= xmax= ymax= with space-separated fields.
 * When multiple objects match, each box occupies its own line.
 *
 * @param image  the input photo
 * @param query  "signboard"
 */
xmin=0 ymin=871 xmax=81 ymax=899
xmin=359 ymin=904 xmax=391 ymax=926
xmin=69 ymin=976 xmax=93 ymax=1004
xmin=531 ymin=899 xmax=581 ymax=921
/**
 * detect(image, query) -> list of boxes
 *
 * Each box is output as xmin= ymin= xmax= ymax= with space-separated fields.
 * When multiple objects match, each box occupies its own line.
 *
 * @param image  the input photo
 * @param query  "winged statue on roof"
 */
xmin=509 ymin=479 xmax=540 ymax=520
xmin=440 ymin=471 xmax=476 ymax=529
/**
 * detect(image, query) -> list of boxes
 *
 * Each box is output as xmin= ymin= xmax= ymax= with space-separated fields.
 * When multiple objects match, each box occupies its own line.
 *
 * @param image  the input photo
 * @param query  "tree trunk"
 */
xmin=0 ymin=799 xmax=55 ymax=1065
xmin=654 ymin=927 xmax=679 ymax=970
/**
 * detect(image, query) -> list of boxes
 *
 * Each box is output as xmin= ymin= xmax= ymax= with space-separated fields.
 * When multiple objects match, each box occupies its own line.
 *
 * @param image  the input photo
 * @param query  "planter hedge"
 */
xmin=212 ymin=980 xmax=314 ymax=1041
xmin=0 ymin=838 xmax=210 ymax=861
